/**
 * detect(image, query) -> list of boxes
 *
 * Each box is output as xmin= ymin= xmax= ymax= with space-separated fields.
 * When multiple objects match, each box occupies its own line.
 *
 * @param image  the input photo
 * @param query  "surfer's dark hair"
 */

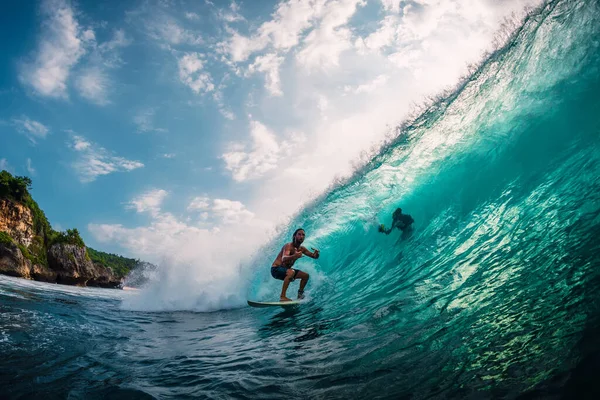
xmin=292 ymin=228 xmax=305 ymax=240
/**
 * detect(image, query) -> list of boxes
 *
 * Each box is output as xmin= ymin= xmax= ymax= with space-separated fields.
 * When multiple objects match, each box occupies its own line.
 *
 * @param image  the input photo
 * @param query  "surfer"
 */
xmin=271 ymin=228 xmax=320 ymax=301
xmin=379 ymin=208 xmax=414 ymax=235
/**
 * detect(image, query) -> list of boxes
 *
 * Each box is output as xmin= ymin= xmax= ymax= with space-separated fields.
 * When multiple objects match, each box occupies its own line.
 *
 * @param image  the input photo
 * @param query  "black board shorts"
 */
xmin=271 ymin=266 xmax=302 ymax=281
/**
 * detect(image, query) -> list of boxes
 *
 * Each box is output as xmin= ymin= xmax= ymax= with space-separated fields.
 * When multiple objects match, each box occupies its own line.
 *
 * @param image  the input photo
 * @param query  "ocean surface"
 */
xmin=2 ymin=0 xmax=600 ymax=398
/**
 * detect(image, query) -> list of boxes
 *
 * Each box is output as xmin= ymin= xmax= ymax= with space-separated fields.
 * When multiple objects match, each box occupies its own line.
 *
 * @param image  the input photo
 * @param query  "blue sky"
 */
xmin=0 ymin=0 xmax=540 ymax=266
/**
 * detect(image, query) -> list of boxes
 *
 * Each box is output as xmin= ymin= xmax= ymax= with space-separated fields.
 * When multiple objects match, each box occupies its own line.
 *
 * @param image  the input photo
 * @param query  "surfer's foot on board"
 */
xmin=280 ymin=296 xmax=293 ymax=302
xmin=297 ymin=290 xmax=305 ymax=300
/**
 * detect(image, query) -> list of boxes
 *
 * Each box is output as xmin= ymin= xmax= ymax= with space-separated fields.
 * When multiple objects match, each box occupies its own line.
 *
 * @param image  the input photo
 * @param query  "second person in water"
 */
xmin=379 ymin=208 xmax=414 ymax=234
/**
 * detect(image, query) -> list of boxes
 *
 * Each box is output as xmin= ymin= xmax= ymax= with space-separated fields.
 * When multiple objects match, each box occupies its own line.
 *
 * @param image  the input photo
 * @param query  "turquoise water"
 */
xmin=2 ymin=0 xmax=600 ymax=398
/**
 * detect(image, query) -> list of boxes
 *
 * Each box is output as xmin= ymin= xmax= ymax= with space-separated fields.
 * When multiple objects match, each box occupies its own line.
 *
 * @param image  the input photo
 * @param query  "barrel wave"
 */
xmin=249 ymin=0 xmax=600 ymax=396
xmin=2 ymin=0 xmax=600 ymax=398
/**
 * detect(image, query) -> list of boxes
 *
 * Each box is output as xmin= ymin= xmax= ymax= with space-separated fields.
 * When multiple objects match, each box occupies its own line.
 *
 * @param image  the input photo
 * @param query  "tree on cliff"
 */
xmin=0 ymin=171 xmax=32 ymax=202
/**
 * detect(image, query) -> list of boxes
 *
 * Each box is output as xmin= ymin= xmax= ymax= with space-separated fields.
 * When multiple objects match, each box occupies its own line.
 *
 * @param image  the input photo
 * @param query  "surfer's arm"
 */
xmin=301 ymin=246 xmax=319 ymax=259
xmin=281 ymin=244 xmax=302 ymax=263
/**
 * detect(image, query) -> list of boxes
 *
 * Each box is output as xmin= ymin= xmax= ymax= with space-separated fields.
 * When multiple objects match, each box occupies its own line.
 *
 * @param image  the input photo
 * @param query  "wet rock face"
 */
xmin=0 ymin=199 xmax=34 ymax=247
xmin=46 ymin=243 xmax=123 ymax=287
xmin=0 ymin=241 xmax=31 ymax=278
xmin=88 ymin=263 xmax=122 ymax=288
xmin=47 ymin=243 xmax=97 ymax=286
xmin=30 ymin=263 xmax=57 ymax=283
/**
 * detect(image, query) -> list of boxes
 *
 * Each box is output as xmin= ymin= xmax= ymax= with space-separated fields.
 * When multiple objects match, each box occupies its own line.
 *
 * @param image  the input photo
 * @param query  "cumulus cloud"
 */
xmin=188 ymin=196 xmax=210 ymax=211
xmin=90 ymin=191 xmax=264 ymax=265
xmin=296 ymin=0 xmax=366 ymax=70
xmin=221 ymin=0 xmax=365 ymax=71
xmin=12 ymin=116 xmax=50 ymax=143
xmin=221 ymin=120 xmax=305 ymax=182
xmin=75 ymin=68 xmax=110 ymax=105
xmin=247 ymin=53 xmax=284 ymax=96
xmin=178 ymin=53 xmax=214 ymax=94
xmin=69 ymin=135 xmax=144 ymax=182
xmin=18 ymin=0 xmax=87 ymax=98
xmin=188 ymin=196 xmax=255 ymax=224
xmin=344 ymin=74 xmax=389 ymax=94
xmin=185 ymin=12 xmax=200 ymax=21
xmin=219 ymin=0 xmax=328 ymax=64
xmin=217 ymin=1 xmax=245 ymax=23
xmin=127 ymin=189 xmax=168 ymax=217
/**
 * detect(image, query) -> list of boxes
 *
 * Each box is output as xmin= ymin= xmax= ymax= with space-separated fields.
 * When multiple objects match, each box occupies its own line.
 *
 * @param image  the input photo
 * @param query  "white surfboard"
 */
xmin=247 ymin=299 xmax=304 ymax=308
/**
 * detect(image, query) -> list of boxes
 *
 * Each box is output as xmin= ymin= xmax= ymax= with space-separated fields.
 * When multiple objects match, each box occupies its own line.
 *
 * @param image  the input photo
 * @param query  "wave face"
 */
xmin=249 ymin=0 xmax=600 ymax=395
xmin=2 ymin=1 xmax=600 ymax=399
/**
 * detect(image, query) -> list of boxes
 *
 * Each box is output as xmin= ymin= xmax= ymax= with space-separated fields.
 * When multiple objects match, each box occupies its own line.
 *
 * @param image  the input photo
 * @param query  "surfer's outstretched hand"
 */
xmin=311 ymin=247 xmax=320 ymax=258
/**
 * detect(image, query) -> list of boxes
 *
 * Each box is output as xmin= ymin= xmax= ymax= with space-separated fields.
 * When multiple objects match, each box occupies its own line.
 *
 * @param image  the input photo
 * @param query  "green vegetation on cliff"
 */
xmin=0 ymin=231 xmax=13 ymax=245
xmin=0 ymin=170 xmax=141 ymax=278
xmin=48 ymin=228 xmax=87 ymax=248
xmin=87 ymin=248 xmax=139 ymax=278
xmin=0 ymin=171 xmax=51 ymax=237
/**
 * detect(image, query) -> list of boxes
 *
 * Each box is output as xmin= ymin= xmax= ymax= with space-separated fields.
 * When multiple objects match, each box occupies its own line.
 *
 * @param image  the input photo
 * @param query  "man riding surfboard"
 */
xmin=270 ymin=228 xmax=320 ymax=301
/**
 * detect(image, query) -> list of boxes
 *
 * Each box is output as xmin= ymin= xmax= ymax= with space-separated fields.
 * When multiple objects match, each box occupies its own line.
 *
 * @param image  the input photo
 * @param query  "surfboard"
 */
xmin=247 ymin=299 xmax=304 ymax=308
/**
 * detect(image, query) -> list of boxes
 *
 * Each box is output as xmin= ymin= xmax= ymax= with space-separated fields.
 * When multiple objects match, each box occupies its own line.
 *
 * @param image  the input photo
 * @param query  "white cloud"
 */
xmin=380 ymin=0 xmax=402 ymax=13
xmin=222 ymin=0 xmax=365 ymax=70
xmin=26 ymin=159 xmax=36 ymax=176
xmin=162 ymin=153 xmax=176 ymax=158
xmin=222 ymin=120 xmax=306 ymax=181
xmin=147 ymin=16 xmax=203 ymax=46
xmin=134 ymin=108 xmax=168 ymax=133
xmin=221 ymin=120 xmax=279 ymax=181
xmin=97 ymin=29 xmax=132 ymax=69
xmin=221 ymin=0 xmax=327 ymax=63
xmin=100 ymin=29 xmax=132 ymax=52
xmin=357 ymin=15 xmax=399 ymax=51
xmin=212 ymin=199 xmax=255 ymax=224
xmin=178 ymin=53 xmax=215 ymax=94
xmin=18 ymin=0 xmax=87 ymax=98
xmin=127 ymin=189 xmax=168 ymax=217
xmin=188 ymin=196 xmax=255 ymax=224
xmin=248 ymin=53 xmax=284 ymax=96
xmin=344 ymin=74 xmax=389 ymax=94
xmin=216 ymin=1 xmax=244 ymax=23
xmin=188 ymin=196 xmax=210 ymax=211
xmin=12 ymin=116 xmax=50 ymax=143
xmin=0 ymin=159 xmax=13 ymax=173
xmin=72 ymin=135 xmax=91 ymax=151
xmin=76 ymin=68 xmax=110 ymax=105
xmin=296 ymin=0 xmax=366 ymax=70
xmin=69 ymin=135 xmax=144 ymax=182
xmin=185 ymin=12 xmax=200 ymax=21
xmin=224 ymin=31 xmax=270 ymax=63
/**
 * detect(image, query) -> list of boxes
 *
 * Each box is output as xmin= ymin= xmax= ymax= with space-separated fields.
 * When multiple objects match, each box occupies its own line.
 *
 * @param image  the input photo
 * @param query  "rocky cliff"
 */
xmin=46 ymin=243 xmax=120 ymax=287
xmin=0 ymin=174 xmax=124 ymax=288
xmin=0 ymin=199 xmax=34 ymax=247
xmin=0 ymin=236 xmax=122 ymax=288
